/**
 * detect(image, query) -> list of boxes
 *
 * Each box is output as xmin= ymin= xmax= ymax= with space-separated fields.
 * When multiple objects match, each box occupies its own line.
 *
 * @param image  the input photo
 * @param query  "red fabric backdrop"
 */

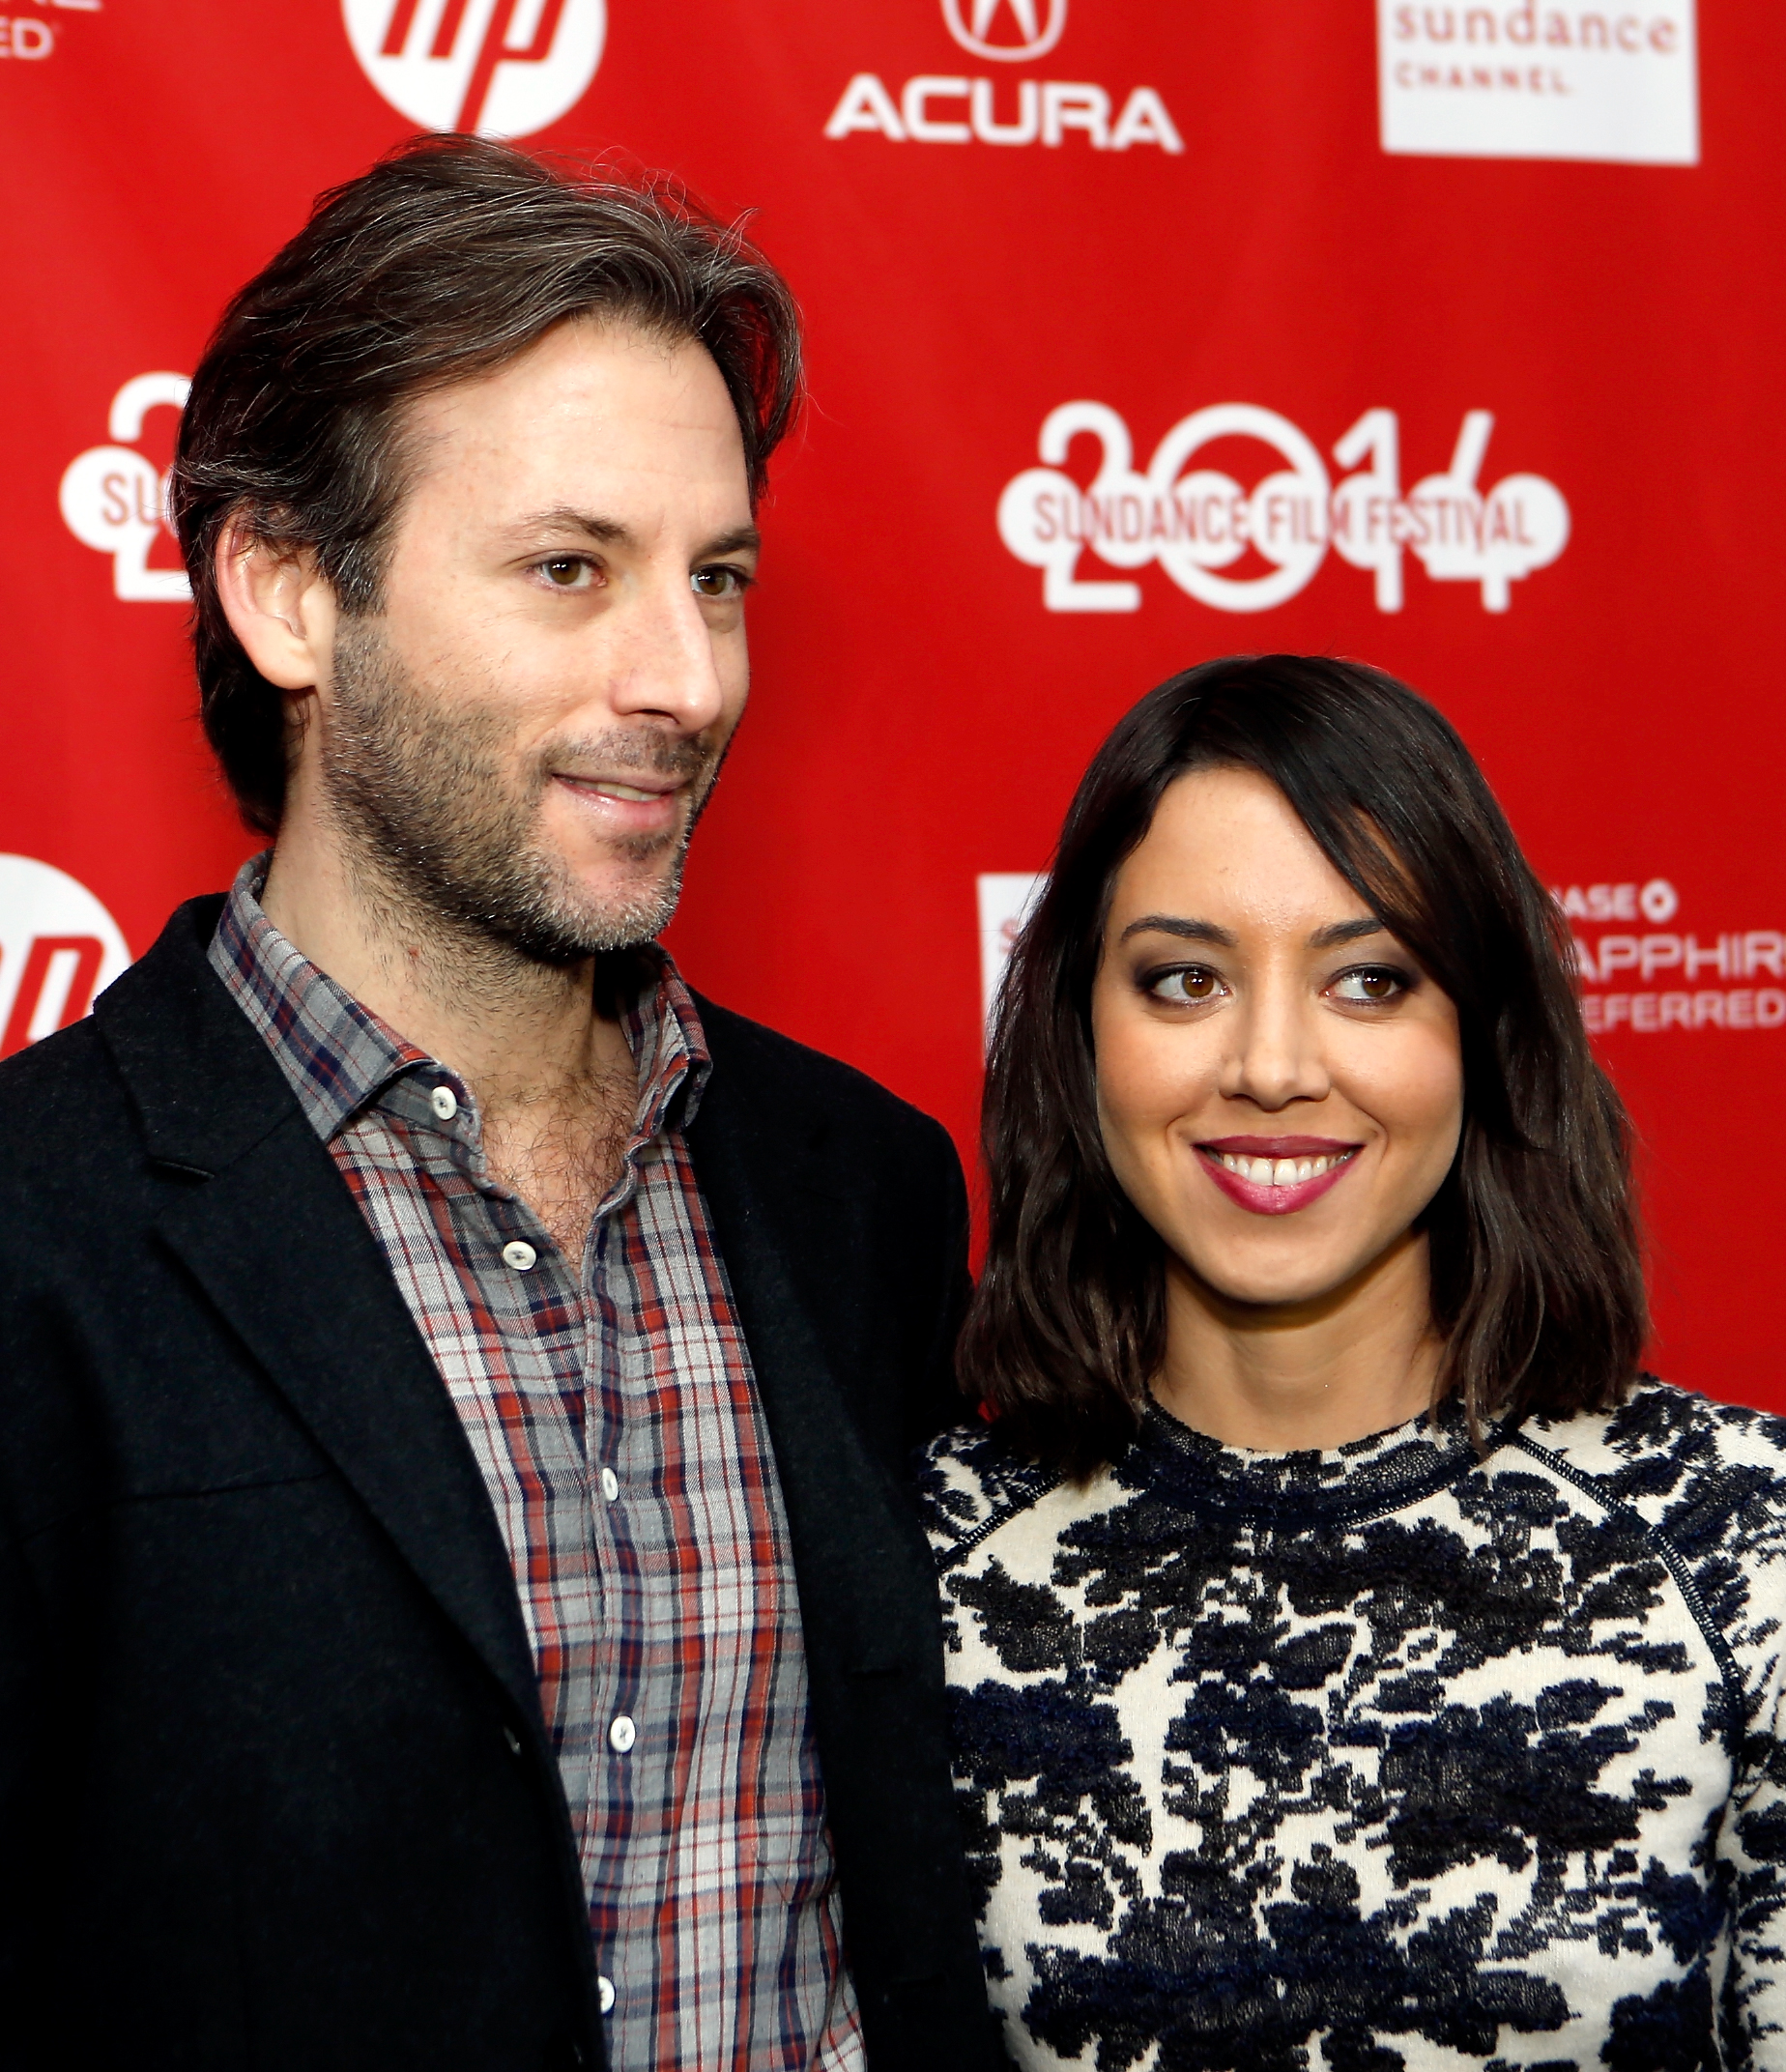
xmin=3 ymin=0 xmax=1778 ymax=1403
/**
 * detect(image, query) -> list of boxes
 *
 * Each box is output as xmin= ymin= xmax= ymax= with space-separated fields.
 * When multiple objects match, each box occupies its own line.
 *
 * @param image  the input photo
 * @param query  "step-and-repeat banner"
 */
xmin=3 ymin=2 xmax=1778 ymax=1403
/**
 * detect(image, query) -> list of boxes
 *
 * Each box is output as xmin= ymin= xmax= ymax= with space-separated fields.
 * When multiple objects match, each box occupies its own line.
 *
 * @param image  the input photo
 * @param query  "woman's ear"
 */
xmin=215 ymin=521 xmax=339 ymax=693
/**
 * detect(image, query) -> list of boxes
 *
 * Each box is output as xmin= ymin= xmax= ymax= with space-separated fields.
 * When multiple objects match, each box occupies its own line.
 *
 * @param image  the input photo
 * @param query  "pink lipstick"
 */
xmin=1195 ymin=1135 xmax=1362 ymax=1218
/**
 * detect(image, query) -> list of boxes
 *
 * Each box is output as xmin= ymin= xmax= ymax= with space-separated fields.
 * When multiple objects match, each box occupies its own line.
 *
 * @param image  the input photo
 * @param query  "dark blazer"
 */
xmin=0 ymin=896 xmax=1001 ymax=2072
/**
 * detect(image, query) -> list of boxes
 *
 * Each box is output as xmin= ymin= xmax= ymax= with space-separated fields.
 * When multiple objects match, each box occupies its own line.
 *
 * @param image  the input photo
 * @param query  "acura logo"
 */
xmin=941 ymin=0 xmax=1067 ymax=63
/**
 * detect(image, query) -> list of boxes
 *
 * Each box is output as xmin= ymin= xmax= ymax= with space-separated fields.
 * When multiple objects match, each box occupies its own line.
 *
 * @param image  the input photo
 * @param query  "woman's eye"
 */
xmin=691 ymin=564 xmax=748 ymax=600
xmin=536 ymin=557 xmax=592 ymax=590
xmin=1330 ymin=966 xmax=1409 ymax=1005
xmin=1147 ymin=965 xmax=1224 ymax=1005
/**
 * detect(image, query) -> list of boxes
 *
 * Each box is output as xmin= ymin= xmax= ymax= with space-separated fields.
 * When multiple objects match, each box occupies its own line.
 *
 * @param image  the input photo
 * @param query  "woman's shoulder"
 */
xmin=913 ymin=1420 xmax=1067 ymax=1566
xmin=1517 ymin=1375 xmax=1786 ymax=1560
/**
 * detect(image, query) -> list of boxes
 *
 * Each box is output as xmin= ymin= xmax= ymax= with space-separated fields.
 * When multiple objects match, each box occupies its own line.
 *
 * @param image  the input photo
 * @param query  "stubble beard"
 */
xmin=316 ymin=616 xmax=726 ymax=969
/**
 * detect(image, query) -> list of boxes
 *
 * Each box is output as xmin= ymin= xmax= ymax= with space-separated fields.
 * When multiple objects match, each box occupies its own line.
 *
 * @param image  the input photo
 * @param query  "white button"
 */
xmin=599 ymin=1468 xmax=619 ymax=1504
xmin=597 ymin=1975 xmax=616 ymax=2015
xmin=429 ymin=1085 xmax=458 ymax=1121
xmin=502 ymin=1241 xmax=537 ymax=1272
xmin=608 ymin=1714 xmax=636 ymax=1754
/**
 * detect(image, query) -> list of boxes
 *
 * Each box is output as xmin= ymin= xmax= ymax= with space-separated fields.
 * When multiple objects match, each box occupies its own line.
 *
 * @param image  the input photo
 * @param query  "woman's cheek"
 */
xmin=1341 ymin=1024 xmax=1463 ymax=1169
xmin=1101 ymin=1018 xmax=1200 ymax=1138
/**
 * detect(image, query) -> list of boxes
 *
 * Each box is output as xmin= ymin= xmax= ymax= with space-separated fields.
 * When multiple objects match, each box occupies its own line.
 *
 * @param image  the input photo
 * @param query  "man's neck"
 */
xmin=258 ymin=818 xmax=635 ymax=1126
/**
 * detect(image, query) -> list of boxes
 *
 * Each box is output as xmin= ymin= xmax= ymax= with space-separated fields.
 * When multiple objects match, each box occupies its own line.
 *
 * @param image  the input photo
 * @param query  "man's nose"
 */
xmin=1219 ymin=982 xmax=1331 ymax=1110
xmin=606 ymin=572 xmax=730 ymax=734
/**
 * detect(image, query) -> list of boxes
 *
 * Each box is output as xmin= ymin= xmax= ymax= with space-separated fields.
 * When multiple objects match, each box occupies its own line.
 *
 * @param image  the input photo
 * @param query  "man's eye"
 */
xmin=691 ymin=564 xmax=748 ymax=600
xmin=537 ymin=557 xmax=592 ymax=590
xmin=1147 ymin=965 xmax=1224 ymax=1005
xmin=1331 ymin=966 xmax=1410 ymax=1004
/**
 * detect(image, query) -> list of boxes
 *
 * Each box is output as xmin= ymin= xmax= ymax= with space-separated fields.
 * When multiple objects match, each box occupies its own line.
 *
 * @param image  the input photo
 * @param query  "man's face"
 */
xmin=313 ymin=318 xmax=758 ymax=961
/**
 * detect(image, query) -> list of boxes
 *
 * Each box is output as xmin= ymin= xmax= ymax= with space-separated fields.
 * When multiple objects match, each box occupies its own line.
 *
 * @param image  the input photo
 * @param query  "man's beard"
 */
xmin=316 ymin=618 xmax=726 ymax=965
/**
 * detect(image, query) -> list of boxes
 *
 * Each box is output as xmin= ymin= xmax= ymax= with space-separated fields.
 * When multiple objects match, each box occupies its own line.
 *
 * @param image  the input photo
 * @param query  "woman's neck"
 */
xmin=1152 ymin=1229 xmax=1444 ymax=1453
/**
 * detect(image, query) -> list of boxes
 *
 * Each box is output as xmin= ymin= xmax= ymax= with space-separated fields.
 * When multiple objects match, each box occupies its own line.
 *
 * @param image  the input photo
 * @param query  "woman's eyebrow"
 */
xmin=1309 ymin=918 xmax=1391 ymax=949
xmin=1118 ymin=915 xmax=1238 ymax=946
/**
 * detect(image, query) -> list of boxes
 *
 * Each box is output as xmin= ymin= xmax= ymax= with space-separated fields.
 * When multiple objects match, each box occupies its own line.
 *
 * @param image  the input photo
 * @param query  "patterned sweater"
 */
xmin=917 ymin=1382 xmax=1786 ymax=2071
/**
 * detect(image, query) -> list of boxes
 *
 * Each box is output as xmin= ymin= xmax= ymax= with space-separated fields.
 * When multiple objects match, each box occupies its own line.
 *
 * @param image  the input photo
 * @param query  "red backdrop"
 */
xmin=3 ymin=0 xmax=1778 ymax=1403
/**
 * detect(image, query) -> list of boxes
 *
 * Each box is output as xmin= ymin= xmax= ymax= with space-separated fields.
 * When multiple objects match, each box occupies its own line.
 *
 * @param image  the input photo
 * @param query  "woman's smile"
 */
xmin=1196 ymin=1134 xmax=1361 ymax=1216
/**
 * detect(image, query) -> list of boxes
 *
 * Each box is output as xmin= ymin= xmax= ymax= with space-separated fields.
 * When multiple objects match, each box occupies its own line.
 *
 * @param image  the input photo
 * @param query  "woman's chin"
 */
xmin=1171 ymin=1236 xmax=1407 ymax=1318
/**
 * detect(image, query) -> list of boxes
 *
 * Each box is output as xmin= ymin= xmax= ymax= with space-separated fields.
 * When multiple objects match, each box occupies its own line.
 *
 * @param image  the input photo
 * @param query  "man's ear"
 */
xmin=215 ymin=522 xmax=339 ymax=692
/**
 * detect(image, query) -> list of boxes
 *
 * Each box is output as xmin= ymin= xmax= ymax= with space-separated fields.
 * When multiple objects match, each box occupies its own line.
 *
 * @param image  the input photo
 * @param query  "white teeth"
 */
xmin=1217 ymin=1150 xmax=1349 ymax=1187
xmin=599 ymin=783 xmax=660 ymax=803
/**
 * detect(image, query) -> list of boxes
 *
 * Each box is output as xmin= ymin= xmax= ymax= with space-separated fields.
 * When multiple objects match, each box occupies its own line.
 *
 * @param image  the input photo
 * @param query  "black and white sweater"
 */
xmin=917 ymin=1381 xmax=1786 ymax=2070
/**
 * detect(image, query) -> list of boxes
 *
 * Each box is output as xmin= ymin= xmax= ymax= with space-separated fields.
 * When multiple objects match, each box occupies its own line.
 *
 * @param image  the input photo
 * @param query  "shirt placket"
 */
xmin=574 ymin=1037 xmax=693 ymax=2042
xmin=391 ymin=1074 xmax=605 ymax=1733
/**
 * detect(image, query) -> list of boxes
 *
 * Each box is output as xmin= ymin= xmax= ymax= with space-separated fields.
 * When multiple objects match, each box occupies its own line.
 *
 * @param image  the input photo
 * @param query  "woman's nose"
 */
xmin=1220 ymin=985 xmax=1331 ymax=1109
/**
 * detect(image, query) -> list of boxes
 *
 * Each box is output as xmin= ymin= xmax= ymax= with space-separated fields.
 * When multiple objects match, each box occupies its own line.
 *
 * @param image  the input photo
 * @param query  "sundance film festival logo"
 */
xmin=343 ymin=0 xmax=605 ymax=139
xmin=997 ymin=401 xmax=1568 ymax=615
xmin=60 ymin=373 xmax=191 ymax=602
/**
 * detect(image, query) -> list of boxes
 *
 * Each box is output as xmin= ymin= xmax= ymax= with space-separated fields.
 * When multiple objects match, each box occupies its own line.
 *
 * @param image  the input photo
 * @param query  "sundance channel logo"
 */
xmin=998 ymin=402 xmax=1567 ymax=616
xmin=1379 ymin=0 xmax=1697 ymax=163
xmin=343 ymin=0 xmax=606 ymax=138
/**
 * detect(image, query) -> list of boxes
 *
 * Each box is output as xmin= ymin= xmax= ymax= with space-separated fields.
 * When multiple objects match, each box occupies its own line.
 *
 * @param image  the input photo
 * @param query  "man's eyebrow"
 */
xmin=504 ymin=506 xmax=638 ymax=549
xmin=1308 ymin=918 xmax=1391 ymax=950
xmin=497 ymin=510 xmax=763 ymax=561
xmin=1118 ymin=915 xmax=1238 ymax=947
xmin=698 ymin=525 xmax=763 ymax=561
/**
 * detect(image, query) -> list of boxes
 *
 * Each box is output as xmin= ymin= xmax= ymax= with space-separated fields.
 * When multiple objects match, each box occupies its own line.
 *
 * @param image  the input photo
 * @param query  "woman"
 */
xmin=920 ymin=655 xmax=1786 ymax=2071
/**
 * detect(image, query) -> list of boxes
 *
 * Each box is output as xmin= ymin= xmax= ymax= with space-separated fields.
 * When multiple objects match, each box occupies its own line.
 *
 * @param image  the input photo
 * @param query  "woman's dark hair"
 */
xmin=963 ymin=654 xmax=1646 ymax=1472
xmin=171 ymin=133 xmax=803 ymax=835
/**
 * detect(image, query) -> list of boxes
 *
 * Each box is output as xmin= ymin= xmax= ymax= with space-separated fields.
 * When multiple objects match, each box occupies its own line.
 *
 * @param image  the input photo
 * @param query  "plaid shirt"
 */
xmin=211 ymin=859 xmax=862 ymax=2072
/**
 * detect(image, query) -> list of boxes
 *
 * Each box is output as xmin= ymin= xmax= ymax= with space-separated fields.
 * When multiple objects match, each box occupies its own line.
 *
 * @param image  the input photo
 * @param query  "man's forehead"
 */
xmin=412 ymin=318 xmax=737 ymax=441
xmin=393 ymin=324 xmax=753 ymax=534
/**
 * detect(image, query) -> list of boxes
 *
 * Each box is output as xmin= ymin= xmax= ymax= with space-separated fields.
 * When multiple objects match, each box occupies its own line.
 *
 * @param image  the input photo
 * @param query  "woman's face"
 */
xmin=1090 ymin=765 xmax=1465 ymax=1312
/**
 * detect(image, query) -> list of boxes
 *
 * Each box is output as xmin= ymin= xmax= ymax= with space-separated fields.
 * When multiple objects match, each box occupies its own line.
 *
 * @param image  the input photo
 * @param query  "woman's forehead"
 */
xmin=1113 ymin=768 xmax=1368 ymax=933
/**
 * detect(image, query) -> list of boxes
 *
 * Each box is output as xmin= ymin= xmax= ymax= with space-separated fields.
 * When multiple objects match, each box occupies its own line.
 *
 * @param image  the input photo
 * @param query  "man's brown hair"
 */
xmin=171 ymin=135 xmax=803 ymax=834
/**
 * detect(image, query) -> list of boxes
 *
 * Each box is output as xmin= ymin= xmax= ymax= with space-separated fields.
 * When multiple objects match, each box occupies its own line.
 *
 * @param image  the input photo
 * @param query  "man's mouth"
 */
xmin=579 ymin=779 xmax=677 ymax=804
xmin=551 ymin=770 xmax=688 ymax=828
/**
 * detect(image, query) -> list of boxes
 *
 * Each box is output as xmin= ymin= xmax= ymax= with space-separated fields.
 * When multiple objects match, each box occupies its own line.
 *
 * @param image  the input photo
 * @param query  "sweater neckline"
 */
xmin=1129 ymin=1393 xmax=1495 ymax=1522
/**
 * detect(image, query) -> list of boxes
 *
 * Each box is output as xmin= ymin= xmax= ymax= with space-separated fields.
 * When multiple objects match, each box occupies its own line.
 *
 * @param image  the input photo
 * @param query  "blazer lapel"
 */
xmin=685 ymin=1027 xmax=933 ymax=1677
xmin=98 ymin=901 xmax=543 ymax=1731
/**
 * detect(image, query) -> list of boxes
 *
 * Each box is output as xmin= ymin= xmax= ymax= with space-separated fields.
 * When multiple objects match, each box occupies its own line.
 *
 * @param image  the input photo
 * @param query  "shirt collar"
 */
xmin=208 ymin=853 xmax=711 ymax=1149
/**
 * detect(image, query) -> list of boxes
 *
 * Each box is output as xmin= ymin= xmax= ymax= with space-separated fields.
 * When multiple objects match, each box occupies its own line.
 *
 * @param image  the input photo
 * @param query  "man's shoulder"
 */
xmin=690 ymin=992 xmax=957 ymax=1163
xmin=0 ymin=1011 xmax=130 ymax=1166
xmin=0 ymin=892 xmax=272 ymax=1188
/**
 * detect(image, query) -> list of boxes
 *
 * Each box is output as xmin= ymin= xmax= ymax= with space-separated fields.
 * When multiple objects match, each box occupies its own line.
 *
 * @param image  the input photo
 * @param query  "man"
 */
xmin=0 ymin=139 xmax=998 ymax=2072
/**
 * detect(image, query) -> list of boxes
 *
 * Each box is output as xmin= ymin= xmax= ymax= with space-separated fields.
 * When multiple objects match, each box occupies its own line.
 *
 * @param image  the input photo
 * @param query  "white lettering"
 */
xmin=902 ymin=74 xmax=972 ymax=143
xmin=823 ymin=72 xmax=907 ymax=141
xmin=1109 ymin=86 xmax=1185 ymax=153
xmin=970 ymin=77 xmax=1039 ymax=145
xmin=1041 ymin=81 xmax=1110 ymax=148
